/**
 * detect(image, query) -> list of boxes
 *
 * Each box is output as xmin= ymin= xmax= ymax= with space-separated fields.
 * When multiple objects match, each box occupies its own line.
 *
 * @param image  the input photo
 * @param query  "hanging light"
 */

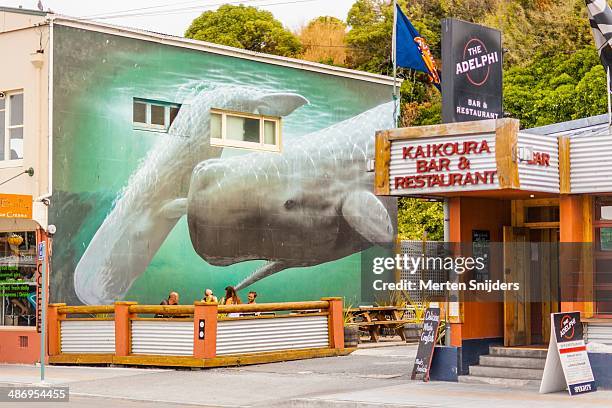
xmin=7 ymin=234 xmax=23 ymax=247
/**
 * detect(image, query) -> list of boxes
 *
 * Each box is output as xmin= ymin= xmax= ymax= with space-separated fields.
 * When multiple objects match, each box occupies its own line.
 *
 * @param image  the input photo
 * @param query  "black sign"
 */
xmin=472 ymin=230 xmax=490 ymax=282
xmin=554 ymin=312 xmax=583 ymax=344
xmin=411 ymin=307 xmax=441 ymax=381
xmin=441 ymin=18 xmax=503 ymax=123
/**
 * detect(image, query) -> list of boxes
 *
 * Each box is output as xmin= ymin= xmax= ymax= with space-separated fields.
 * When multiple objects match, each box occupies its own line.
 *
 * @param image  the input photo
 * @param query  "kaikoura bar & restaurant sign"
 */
xmin=374 ymin=119 xmax=561 ymax=196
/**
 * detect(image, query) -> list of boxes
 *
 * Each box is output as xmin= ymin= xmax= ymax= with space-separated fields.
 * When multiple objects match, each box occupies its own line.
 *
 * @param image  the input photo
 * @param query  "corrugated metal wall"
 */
xmin=517 ymin=132 xmax=560 ymax=193
xmin=389 ymin=133 xmax=498 ymax=195
xmin=131 ymin=320 xmax=194 ymax=356
xmin=570 ymin=135 xmax=612 ymax=193
xmin=60 ymin=320 xmax=115 ymax=354
xmin=586 ymin=323 xmax=612 ymax=346
xmin=216 ymin=315 xmax=329 ymax=356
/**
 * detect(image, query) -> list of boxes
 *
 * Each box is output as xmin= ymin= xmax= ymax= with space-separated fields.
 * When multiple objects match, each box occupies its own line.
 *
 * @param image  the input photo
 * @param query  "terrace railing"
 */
xmin=47 ymin=298 xmax=348 ymax=367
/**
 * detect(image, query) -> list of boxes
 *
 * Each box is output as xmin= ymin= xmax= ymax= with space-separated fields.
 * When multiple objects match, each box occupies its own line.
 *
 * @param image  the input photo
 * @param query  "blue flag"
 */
xmin=395 ymin=5 xmax=440 ymax=89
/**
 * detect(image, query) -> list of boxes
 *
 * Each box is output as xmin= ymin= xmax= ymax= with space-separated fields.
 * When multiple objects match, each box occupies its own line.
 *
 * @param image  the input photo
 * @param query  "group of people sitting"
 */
xmin=160 ymin=286 xmax=258 ymax=306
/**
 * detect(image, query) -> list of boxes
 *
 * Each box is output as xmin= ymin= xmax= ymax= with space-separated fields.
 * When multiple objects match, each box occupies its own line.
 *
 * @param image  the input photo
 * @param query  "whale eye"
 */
xmin=284 ymin=199 xmax=296 ymax=210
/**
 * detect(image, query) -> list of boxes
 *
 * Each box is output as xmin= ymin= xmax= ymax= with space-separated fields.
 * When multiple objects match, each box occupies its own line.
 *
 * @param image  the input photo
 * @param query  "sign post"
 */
xmin=441 ymin=18 xmax=503 ymax=123
xmin=540 ymin=312 xmax=597 ymax=395
xmin=411 ymin=307 xmax=441 ymax=381
xmin=38 ymin=241 xmax=46 ymax=383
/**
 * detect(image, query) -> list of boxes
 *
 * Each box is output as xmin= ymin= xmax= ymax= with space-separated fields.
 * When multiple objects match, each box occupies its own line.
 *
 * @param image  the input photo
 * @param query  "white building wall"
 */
xmin=0 ymin=12 xmax=49 ymax=229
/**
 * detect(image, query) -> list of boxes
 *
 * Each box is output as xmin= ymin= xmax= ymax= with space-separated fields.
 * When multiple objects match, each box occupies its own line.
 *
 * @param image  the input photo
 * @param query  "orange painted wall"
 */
xmin=559 ymin=195 xmax=594 ymax=316
xmin=0 ymin=329 xmax=40 ymax=363
xmin=450 ymin=197 xmax=509 ymax=340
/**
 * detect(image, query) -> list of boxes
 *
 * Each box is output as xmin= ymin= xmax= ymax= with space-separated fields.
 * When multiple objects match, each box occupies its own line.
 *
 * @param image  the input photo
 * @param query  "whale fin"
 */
xmin=254 ymin=93 xmax=309 ymax=116
xmin=160 ymin=198 xmax=188 ymax=219
xmin=235 ymin=261 xmax=291 ymax=290
xmin=341 ymin=191 xmax=394 ymax=243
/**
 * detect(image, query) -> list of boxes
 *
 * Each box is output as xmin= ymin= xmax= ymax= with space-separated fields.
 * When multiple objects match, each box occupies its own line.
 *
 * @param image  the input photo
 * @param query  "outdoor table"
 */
xmin=346 ymin=306 xmax=411 ymax=342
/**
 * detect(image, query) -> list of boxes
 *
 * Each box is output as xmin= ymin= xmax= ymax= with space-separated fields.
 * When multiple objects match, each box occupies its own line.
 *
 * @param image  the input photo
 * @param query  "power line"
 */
xmin=82 ymin=0 xmax=207 ymax=19
xmin=80 ymin=0 xmax=318 ymax=20
xmin=82 ymin=0 xmax=264 ymax=19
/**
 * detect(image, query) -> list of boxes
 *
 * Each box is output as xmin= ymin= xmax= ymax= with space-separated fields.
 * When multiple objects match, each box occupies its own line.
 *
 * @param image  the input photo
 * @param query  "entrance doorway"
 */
xmin=503 ymin=199 xmax=560 ymax=346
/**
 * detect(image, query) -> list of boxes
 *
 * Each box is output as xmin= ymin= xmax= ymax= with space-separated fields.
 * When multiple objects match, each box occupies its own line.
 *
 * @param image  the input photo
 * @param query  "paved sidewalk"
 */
xmin=1 ymin=345 xmax=610 ymax=407
xmin=288 ymin=380 xmax=612 ymax=408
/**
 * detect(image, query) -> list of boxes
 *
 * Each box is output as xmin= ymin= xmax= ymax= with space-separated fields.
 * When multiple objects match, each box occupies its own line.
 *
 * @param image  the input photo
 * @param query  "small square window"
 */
xmin=264 ymin=121 xmax=276 ymax=145
xmin=227 ymin=115 xmax=259 ymax=143
xmin=169 ymin=106 xmax=180 ymax=125
xmin=602 ymin=206 xmax=612 ymax=221
xmin=133 ymin=101 xmax=146 ymax=123
xmin=601 ymin=228 xmax=612 ymax=251
xmin=211 ymin=113 xmax=222 ymax=139
xmin=10 ymin=94 xmax=23 ymax=126
xmin=1 ymin=91 xmax=24 ymax=161
xmin=210 ymin=109 xmax=281 ymax=152
xmin=9 ymin=128 xmax=23 ymax=160
xmin=133 ymin=98 xmax=180 ymax=133
xmin=150 ymin=105 xmax=165 ymax=127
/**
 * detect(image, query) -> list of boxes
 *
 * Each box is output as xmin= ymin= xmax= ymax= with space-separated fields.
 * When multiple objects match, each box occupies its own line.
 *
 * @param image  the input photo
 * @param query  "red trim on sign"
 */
xmin=559 ymin=345 xmax=586 ymax=354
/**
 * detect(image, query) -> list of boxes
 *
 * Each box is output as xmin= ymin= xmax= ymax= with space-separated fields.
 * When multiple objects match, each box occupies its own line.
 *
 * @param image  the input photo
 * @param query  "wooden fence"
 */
xmin=47 ymin=298 xmax=350 ymax=367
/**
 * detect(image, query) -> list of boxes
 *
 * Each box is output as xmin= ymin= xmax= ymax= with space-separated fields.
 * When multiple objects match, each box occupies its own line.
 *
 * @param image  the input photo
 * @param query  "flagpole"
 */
xmin=606 ymin=66 xmax=612 ymax=127
xmin=392 ymin=0 xmax=398 ymax=126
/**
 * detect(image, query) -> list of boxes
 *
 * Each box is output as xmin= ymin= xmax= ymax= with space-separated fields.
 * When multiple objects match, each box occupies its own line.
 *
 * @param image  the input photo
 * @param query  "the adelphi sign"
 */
xmin=442 ymin=19 xmax=503 ymax=123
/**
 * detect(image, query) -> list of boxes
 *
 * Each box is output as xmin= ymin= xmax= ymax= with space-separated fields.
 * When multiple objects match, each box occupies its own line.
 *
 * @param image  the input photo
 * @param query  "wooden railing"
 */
xmin=47 ymin=298 xmax=349 ymax=367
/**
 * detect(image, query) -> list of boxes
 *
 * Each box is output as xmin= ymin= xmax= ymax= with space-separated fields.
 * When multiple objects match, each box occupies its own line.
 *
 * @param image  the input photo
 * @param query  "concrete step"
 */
xmin=479 ymin=355 xmax=545 ymax=369
xmin=469 ymin=365 xmax=544 ymax=380
xmin=458 ymin=375 xmax=541 ymax=388
xmin=489 ymin=346 xmax=547 ymax=359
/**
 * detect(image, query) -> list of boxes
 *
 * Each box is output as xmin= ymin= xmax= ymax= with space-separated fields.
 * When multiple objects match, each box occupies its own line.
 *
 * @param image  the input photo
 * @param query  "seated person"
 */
xmin=156 ymin=291 xmax=179 ymax=317
xmin=247 ymin=291 xmax=257 ymax=304
xmin=202 ymin=288 xmax=218 ymax=303
xmin=222 ymin=286 xmax=241 ymax=318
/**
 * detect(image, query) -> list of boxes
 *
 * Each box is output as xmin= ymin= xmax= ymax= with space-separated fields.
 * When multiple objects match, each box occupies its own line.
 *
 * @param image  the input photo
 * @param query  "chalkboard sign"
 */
xmin=411 ymin=307 xmax=441 ymax=381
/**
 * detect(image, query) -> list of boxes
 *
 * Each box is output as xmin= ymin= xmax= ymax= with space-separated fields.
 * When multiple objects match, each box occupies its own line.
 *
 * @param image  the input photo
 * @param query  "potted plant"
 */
xmin=343 ymin=304 xmax=359 ymax=348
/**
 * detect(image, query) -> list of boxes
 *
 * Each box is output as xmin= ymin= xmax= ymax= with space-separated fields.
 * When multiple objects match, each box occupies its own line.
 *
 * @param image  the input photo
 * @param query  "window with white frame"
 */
xmin=210 ymin=109 xmax=281 ymax=152
xmin=0 ymin=91 xmax=24 ymax=161
xmin=133 ymin=98 xmax=180 ymax=132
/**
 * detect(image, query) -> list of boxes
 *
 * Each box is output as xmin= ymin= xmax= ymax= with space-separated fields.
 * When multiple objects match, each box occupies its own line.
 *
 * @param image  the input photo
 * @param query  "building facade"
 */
xmin=0 ymin=7 xmax=396 ymax=363
xmin=375 ymin=116 xmax=612 ymax=387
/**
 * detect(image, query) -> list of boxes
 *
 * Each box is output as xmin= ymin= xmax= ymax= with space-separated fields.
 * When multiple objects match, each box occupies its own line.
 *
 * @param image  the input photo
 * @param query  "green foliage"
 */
xmin=185 ymin=5 xmax=301 ymax=57
xmin=397 ymin=198 xmax=444 ymax=241
xmin=503 ymin=46 xmax=606 ymax=127
xmin=345 ymin=0 xmax=394 ymax=74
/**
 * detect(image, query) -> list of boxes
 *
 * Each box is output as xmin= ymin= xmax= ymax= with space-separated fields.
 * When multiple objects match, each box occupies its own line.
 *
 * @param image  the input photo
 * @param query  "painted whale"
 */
xmin=186 ymin=102 xmax=396 ymax=290
xmin=74 ymin=86 xmax=308 ymax=305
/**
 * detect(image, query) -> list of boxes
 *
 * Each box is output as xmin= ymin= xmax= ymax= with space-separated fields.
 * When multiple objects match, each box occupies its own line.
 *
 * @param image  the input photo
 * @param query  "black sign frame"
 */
xmin=441 ymin=18 xmax=503 ymax=123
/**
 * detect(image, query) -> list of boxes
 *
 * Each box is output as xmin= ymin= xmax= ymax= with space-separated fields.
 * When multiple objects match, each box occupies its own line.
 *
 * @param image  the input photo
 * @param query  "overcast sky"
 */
xmin=3 ymin=0 xmax=355 ymax=35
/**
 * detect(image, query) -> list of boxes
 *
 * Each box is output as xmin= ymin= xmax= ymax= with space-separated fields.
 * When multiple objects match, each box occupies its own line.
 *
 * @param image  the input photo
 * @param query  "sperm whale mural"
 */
xmin=187 ymin=102 xmax=396 ymax=290
xmin=73 ymin=86 xmax=308 ymax=305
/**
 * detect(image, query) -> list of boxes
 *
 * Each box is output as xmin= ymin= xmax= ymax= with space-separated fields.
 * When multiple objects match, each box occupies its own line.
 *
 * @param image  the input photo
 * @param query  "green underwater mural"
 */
xmin=50 ymin=25 xmax=396 ymax=306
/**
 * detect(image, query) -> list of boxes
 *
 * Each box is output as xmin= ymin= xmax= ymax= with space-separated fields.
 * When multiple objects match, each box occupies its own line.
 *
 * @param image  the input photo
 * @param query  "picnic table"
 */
xmin=345 ymin=306 xmax=413 ymax=342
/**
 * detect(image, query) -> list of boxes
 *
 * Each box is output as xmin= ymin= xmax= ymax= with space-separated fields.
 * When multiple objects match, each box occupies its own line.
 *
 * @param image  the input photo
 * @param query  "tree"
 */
xmin=345 ymin=0 xmax=395 ymax=74
xmin=299 ymin=16 xmax=347 ymax=66
xmin=185 ymin=5 xmax=302 ymax=58
xmin=397 ymin=198 xmax=444 ymax=241
xmin=503 ymin=46 xmax=606 ymax=128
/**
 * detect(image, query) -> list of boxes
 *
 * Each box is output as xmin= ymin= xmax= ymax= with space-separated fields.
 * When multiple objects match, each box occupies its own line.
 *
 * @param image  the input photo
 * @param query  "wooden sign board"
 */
xmin=540 ymin=312 xmax=597 ymax=396
xmin=411 ymin=307 xmax=441 ymax=381
xmin=0 ymin=194 xmax=32 ymax=219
